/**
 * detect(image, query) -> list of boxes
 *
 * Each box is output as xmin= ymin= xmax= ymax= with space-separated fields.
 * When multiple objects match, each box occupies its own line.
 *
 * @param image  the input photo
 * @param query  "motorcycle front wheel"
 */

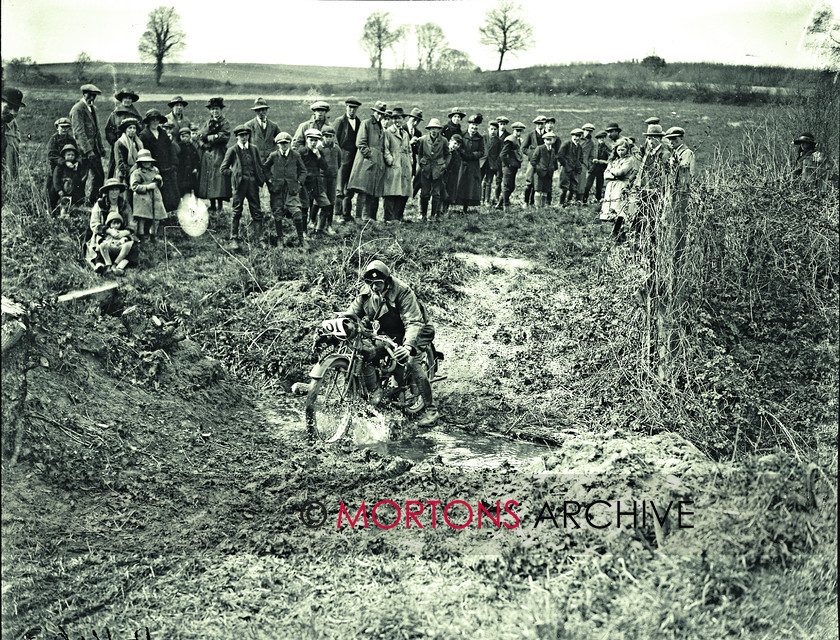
xmin=305 ymin=360 xmax=362 ymax=442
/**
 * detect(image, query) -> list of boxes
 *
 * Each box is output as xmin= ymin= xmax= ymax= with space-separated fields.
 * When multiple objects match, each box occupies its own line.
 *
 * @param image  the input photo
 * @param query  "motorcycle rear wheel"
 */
xmin=305 ymin=360 xmax=362 ymax=442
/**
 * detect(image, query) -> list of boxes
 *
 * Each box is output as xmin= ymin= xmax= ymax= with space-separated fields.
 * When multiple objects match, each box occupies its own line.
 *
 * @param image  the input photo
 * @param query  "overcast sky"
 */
xmin=1 ymin=0 xmax=833 ymax=70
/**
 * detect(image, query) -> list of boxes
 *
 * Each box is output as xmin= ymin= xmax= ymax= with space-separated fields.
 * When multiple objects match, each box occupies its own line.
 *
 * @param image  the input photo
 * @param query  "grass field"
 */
xmin=2 ymin=86 xmax=838 ymax=639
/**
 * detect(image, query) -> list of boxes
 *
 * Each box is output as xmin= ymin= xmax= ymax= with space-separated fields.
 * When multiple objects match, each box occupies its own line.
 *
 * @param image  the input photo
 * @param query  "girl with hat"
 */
xmin=109 ymin=117 xmax=144 ymax=186
xmin=51 ymin=144 xmax=86 ymax=212
xmin=85 ymin=178 xmax=137 ymax=273
xmin=197 ymin=97 xmax=232 ymax=216
xmin=442 ymin=108 xmax=465 ymax=141
xmin=99 ymin=212 xmax=138 ymax=276
xmin=130 ymin=150 xmax=167 ymax=241
xmin=105 ymin=88 xmax=142 ymax=148
xmin=140 ymin=109 xmax=180 ymax=214
xmin=454 ymin=115 xmax=485 ymax=213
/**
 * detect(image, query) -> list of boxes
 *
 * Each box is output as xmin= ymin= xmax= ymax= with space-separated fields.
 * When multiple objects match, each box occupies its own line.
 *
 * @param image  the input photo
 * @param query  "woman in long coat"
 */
xmin=601 ymin=141 xmax=640 ymax=238
xmin=382 ymin=109 xmax=412 ymax=221
xmin=109 ymin=117 xmax=143 ymax=185
xmin=347 ymin=101 xmax=387 ymax=220
xmin=197 ymin=97 xmax=232 ymax=214
xmin=454 ymin=115 xmax=485 ymax=212
xmin=139 ymin=109 xmax=180 ymax=213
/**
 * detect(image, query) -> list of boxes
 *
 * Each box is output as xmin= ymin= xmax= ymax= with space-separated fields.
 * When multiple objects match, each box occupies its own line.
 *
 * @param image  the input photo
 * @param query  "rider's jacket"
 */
xmin=344 ymin=276 xmax=425 ymax=349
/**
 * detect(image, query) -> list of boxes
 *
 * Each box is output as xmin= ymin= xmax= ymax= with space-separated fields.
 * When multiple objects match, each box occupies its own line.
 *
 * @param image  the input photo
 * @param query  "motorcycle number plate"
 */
xmin=321 ymin=318 xmax=348 ymax=337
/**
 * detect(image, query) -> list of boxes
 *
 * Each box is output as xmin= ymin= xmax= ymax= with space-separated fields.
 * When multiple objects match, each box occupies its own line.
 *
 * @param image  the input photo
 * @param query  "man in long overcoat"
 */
xmin=347 ymin=100 xmax=388 ymax=221
xmin=404 ymin=107 xmax=424 ymax=197
xmin=416 ymin=118 xmax=451 ymax=220
xmin=332 ymin=97 xmax=362 ymax=222
xmin=70 ymin=84 xmax=106 ymax=205
xmin=632 ymin=124 xmax=672 ymax=244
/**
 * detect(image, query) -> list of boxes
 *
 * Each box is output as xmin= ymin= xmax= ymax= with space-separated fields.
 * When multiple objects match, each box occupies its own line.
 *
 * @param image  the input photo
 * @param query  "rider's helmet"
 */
xmin=363 ymin=260 xmax=391 ymax=284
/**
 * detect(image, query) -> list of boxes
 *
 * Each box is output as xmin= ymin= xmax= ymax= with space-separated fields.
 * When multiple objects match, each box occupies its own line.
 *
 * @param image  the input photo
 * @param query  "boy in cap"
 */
xmin=481 ymin=120 xmax=502 ymax=206
xmin=52 ymin=144 xmax=86 ymax=212
xmin=48 ymin=117 xmax=78 ymax=172
xmin=299 ymin=129 xmax=331 ymax=235
xmin=70 ymin=84 xmax=106 ymax=205
xmin=293 ymin=101 xmax=330 ymax=150
xmin=496 ymin=122 xmax=526 ymax=210
xmin=332 ymin=97 xmax=363 ymax=223
xmin=521 ymin=116 xmax=546 ymax=206
xmin=221 ymin=125 xmax=266 ymax=250
xmin=496 ymin=116 xmax=511 ymax=140
xmin=415 ymin=118 xmax=451 ymax=220
xmin=176 ymin=127 xmax=201 ymax=197
xmin=583 ymin=130 xmax=610 ymax=204
xmin=530 ymin=131 xmax=558 ymax=208
xmin=263 ymin=132 xmax=307 ymax=247
xmin=558 ymin=129 xmax=584 ymax=205
xmin=317 ymin=125 xmax=341 ymax=234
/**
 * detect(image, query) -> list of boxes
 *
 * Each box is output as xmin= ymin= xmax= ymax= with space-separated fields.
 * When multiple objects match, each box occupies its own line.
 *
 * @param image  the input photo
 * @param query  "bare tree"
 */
xmin=73 ymin=51 xmax=92 ymax=82
xmin=416 ymin=23 xmax=447 ymax=70
xmin=360 ymin=11 xmax=405 ymax=83
xmin=479 ymin=0 xmax=534 ymax=71
xmin=137 ymin=6 xmax=186 ymax=86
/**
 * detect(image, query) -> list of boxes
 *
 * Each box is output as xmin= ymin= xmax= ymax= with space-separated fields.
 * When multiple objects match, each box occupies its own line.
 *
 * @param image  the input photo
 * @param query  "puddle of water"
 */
xmin=360 ymin=428 xmax=551 ymax=470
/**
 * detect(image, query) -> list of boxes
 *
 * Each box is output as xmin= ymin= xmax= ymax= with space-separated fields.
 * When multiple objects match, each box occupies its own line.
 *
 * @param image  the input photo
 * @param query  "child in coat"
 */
xmin=130 ymin=149 xmax=167 ymax=241
xmin=99 ymin=212 xmax=137 ymax=276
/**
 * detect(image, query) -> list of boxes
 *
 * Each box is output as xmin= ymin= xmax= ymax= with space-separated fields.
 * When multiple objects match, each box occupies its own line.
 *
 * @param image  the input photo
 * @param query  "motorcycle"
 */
xmin=294 ymin=317 xmax=444 ymax=442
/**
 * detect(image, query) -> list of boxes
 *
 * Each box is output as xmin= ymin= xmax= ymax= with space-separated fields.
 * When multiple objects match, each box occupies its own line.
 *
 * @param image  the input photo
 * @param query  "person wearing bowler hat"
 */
xmin=631 ymin=123 xmax=672 ymax=244
xmin=530 ymin=131 xmax=558 ymax=209
xmin=521 ymin=115 xmax=547 ymax=206
xmin=347 ymin=100 xmax=389 ymax=221
xmin=496 ymin=121 xmax=526 ymax=210
xmin=404 ymin=107 xmax=424 ymax=197
xmin=165 ymin=96 xmax=191 ymax=132
xmin=109 ymin=117 xmax=144 ymax=187
xmin=583 ymin=130 xmax=610 ymax=204
xmin=2 ymin=87 xmax=25 ymax=181
xmin=317 ymin=125 xmax=341 ymax=233
xmin=605 ymin=122 xmax=632 ymax=154
xmin=130 ymin=149 xmax=167 ymax=241
xmin=454 ymin=114 xmax=485 ymax=213
xmin=70 ymin=84 xmax=106 ymax=205
xmin=297 ymin=128 xmax=331 ymax=236
xmin=442 ymin=107 xmax=465 ymax=141
xmin=480 ymin=120 xmax=502 ymax=206
xmin=415 ymin=118 xmax=451 ymax=220
xmin=176 ymin=127 xmax=201 ymax=197
xmin=140 ymin=109 xmax=179 ymax=213
xmin=221 ymin=124 xmax=266 ymax=250
xmin=558 ymin=128 xmax=585 ymax=205
xmin=198 ymin=97 xmax=232 ymax=215
xmin=382 ymin=109 xmax=412 ymax=223
xmin=792 ymin=132 xmax=831 ymax=188
xmin=105 ymin=88 xmax=142 ymax=149
xmin=86 ymin=178 xmax=138 ymax=274
xmin=263 ymin=131 xmax=307 ymax=247
xmin=51 ymin=144 xmax=86 ymax=212
xmin=293 ymin=101 xmax=331 ymax=150
xmin=332 ymin=97 xmax=363 ymax=223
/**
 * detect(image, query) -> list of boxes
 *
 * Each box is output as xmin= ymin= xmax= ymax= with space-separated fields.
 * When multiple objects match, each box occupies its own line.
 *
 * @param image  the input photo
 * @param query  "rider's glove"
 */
xmin=392 ymin=344 xmax=412 ymax=364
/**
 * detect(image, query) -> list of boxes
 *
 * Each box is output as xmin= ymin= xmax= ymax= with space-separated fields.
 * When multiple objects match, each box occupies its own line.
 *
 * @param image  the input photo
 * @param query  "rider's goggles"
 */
xmin=364 ymin=278 xmax=385 ymax=286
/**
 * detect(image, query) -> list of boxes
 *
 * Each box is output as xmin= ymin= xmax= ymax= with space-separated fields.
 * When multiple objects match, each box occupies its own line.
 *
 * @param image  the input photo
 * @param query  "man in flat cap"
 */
xmin=521 ymin=116 xmax=546 ymax=206
xmin=70 ymin=84 xmax=106 ymax=204
xmin=221 ymin=124 xmax=266 ymax=250
xmin=332 ymin=97 xmax=362 ymax=222
xmin=663 ymin=126 xmax=695 ymax=273
xmin=263 ymin=131 xmax=308 ymax=247
xmin=2 ymin=87 xmax=25 ymax=182
xmin=496 ymin=116 xmax=511 ymax=140
xmin=558 ymin=129 xmax=584 ymax=205
xmin=577 ymin=123 xmax=596 ymax=201
xmin=495 ymin=121 xmax=526 ymax=210
xmin=583 ymin=130 xmax=610 ymax=204
xmin=293 ymin=101 xmax=330 ymax=150
xmin=347 ymin=100 xmax=388 ymax=221
xmin=415 ymin=118 xmax=451 ymax=220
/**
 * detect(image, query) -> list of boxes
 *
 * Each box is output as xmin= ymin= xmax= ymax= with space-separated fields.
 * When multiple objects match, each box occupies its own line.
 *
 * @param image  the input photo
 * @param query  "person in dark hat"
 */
xmin=454 ymin=115 xmax=485 ymax=213
xmin=298 ymin=129 xmax=330 ymax=236
xmin=263 ymin=131 xmax=307 ymax=247
xmin=415 ymin=118 xmax=451 ymax=220
xmin=442 ymin=108 xmax=465 ymax=141
xmin=316 ymin=124 xmax=341 ymax=234
xmin=293 ymin=100 xmax=330 ymax=150
xmin=176 ymin=126 xmax=200 ymax=197
xmin=530 ymin=131 xmax=558 ymax=208
xmin=521 ymin=116 xmax=547 ymax=206
xmin=165 ymin=96 xmax=191 ymax=132
xmin=583 ymin=130 xmax=610 ymax=204
xmin=70 ymin=84 xmax=106 ymax=205
xmin=577 ymin=124 xmax=596 ymax=201
xmin=605 ymin=122 xmax=632 ymax=154
xmin=495 ymin=122 xmax=526 ymax=210
xmin=105 ymin=88 xmax=142 ymax=149
xmin=198 ymin=97 xmax=232 ymax=215
xmin=110 ymin=117 xmax=144 ymax=186
xmin=332 ymin=97 xmax=363 ymax=223
xmin=244 ymin=98 xmax=280 ymax=164
xmin=51 ymin=143 xmax=86 ymax=212
xmin=557 ymin=129 xmax=584 ymax=205
xmin=2 ymin=87 xmax=25 ymax=180
xmin=221 ymin=124 xmax=266 ymax=250
xmin=480 ymin=120 xmax=502 ymax=206
xmin=347 ymin=100 xmax=388 ymax=221
xmin=792 ymin=132 xmax=830 ymax=188
xmin=404 ymin=107 xmax=424 ymax=197
xmin=496 ymin=116 xmax=511 ymax=140
xmin=443 ymin=133 xmax=464 ymax=213
xmin=140 ymin=109 xmax=179 ymax=213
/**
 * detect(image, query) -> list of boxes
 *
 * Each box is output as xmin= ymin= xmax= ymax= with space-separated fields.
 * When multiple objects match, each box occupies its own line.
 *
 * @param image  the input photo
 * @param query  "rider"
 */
xmin=343 ymin=260 xmax=440 ymax=428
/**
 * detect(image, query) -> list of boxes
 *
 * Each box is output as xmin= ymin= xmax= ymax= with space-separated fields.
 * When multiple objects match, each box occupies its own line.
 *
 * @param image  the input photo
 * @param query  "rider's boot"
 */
xmin=416 ymin=405 xmax=440 ymax=428
xmin=363 ymin=365 xmax=382 ymax=405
